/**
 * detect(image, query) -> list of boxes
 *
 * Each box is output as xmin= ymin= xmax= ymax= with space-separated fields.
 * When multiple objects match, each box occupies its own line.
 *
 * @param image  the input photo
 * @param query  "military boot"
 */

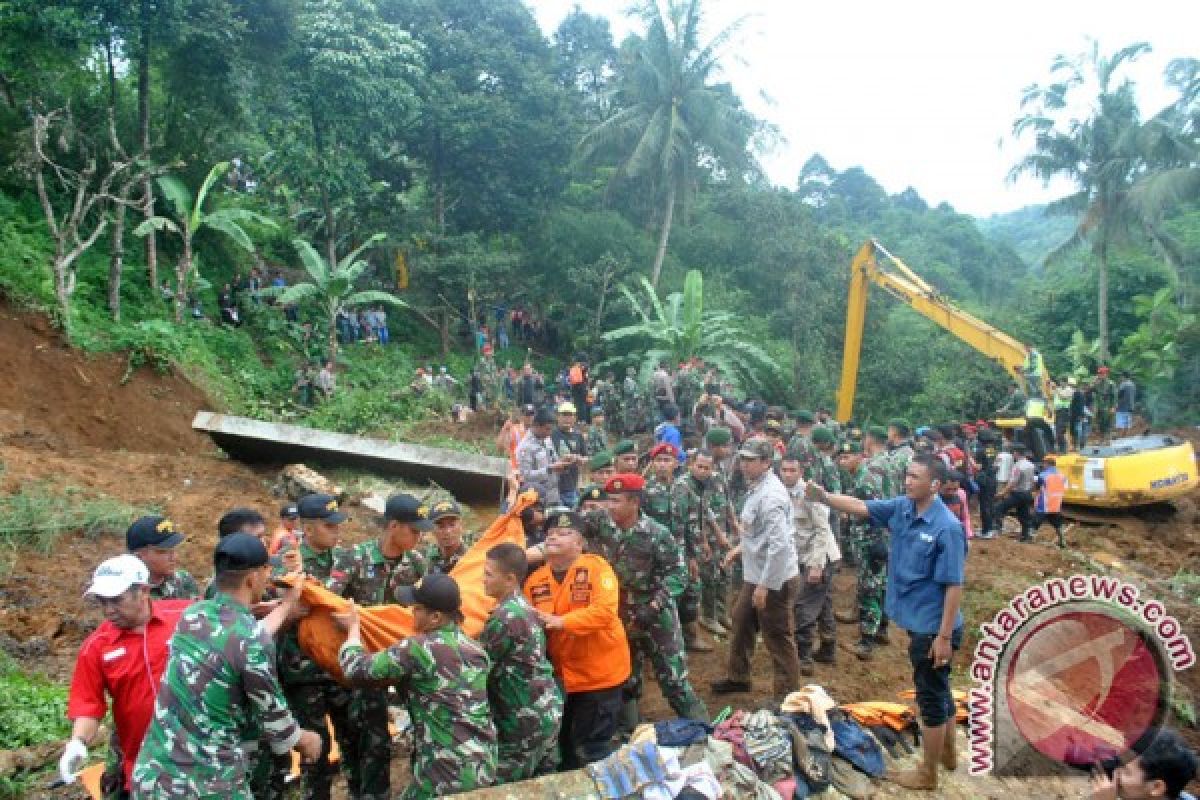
xmin=684 ymin=621 xmax=714 ymax=653
xmin=797 ymin=641 xmax=815 ymax=677
xmin=813 ymin=639 xmax=837 ymax=664
xmin=835 ymin=609 xmax=859 ymax=625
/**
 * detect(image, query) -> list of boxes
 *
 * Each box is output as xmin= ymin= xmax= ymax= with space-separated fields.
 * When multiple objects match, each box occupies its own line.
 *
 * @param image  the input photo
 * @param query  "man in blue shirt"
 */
xmin=807 ymin=453 xmax=965 ymax=791
xmin=654 ymin=404 xmax=686 ymax=466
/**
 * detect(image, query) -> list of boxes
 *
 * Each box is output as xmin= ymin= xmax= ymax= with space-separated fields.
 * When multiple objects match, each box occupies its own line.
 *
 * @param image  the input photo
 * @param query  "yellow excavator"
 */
xmin=834 ymin=239 xmax=1197 ymax=508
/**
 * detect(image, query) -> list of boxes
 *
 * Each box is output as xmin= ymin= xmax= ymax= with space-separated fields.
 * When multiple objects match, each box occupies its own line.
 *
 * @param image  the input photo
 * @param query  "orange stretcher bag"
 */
xmin=839 ymin=702 xmax=917 ymax=732
xmin=288 ymin=492 xmax=535 ymax=684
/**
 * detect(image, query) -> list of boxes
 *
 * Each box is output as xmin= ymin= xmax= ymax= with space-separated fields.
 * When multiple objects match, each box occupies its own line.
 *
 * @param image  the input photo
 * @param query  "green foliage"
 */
xmin=0 ymin=653 xmax=70 ymax=751
xmin=0 ymin=482 xmax=149 ymax=557
xmin=976 ymin=204 xmax=1079 ymax=269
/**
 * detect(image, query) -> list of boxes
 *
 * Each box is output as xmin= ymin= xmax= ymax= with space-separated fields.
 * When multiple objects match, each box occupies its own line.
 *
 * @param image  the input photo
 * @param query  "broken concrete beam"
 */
xmin=192 ymin=411 xmax=507 ymax=502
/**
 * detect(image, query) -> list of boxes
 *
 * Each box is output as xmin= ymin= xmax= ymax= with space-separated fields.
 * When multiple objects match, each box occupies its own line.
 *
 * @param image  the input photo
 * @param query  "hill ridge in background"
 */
xmin=975 ymin=204 xmax=1079 ymax=270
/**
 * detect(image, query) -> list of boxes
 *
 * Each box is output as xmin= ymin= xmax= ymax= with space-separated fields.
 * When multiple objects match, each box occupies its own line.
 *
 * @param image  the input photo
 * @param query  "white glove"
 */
xmin=58 ymin=738 xmax=88 ymax=784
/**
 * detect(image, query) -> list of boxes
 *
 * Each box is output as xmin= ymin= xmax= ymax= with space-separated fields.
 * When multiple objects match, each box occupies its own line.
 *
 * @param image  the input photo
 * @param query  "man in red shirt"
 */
xmin=61 ymin=555 xmax=191 ymax=798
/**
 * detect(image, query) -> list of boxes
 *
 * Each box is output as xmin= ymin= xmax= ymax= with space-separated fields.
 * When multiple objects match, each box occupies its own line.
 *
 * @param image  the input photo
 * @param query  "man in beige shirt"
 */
xmin=780 ymin=455 xmax=841 ymax=675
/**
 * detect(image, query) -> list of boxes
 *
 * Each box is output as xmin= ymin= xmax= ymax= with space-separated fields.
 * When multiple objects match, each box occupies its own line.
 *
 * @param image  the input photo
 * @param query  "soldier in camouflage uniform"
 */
xmin=581 ymin=474 xmax=709 ymax=726
xmin=647 ymin=443 xmax=709 ymax=652
xmin=673 ymin=362 xmax=703 ymax=432
xmin=328 ymin=494 xmax=432 ymax=800
xmin=131 ymin=534 xmax=322 ymax=799
xmin=276 ymin=494 xmax=357 ymax=800
xmin=703 ymin=427 xmax=738 ymax=620
xmin=621 ymin=367 xmax=644 ymax=434
xmin=339 ymin=574 xmax=497 ymax=800
xmin=671 ymin=450 xmax=722 ymax=649
xmin=835 ymin=444 xmax=888 ymax=660
xmin=887 ymin=418 xmax=916 ymax=498
xmin=612 ymin=439 xmax=640 ymax=474
xmin=585 ymin=406 xmax=610 ymax=455
xmin=864 ymin=426 xmax=895 ymax=498
xmin=480 ymin=543 xmax=563 ymax=781
xmin=785 ymin=411 xmax=820 ymax=478
xmin=125 ymin=516 xmax=201 ymax=601
xmin=421 ymin=499 xmax=476 ymax=574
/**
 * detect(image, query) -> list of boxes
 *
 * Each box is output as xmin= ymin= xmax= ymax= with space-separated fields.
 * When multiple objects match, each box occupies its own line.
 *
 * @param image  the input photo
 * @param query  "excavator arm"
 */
xmin=835 ymin=239 xmax=1051 ymax=422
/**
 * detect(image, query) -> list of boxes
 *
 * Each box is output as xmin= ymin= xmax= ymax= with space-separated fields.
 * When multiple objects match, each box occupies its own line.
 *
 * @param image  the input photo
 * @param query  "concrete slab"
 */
xmin=192 ymin=411 xmax=507 ymax=501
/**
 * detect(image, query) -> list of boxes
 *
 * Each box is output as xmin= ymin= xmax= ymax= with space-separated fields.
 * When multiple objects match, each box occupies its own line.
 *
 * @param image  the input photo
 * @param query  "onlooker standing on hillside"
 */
xmin=126 ymin=516 xmax=199 ymax=600
xmin=61 ymin=556 xmax=192 ymax=798
xmin=315 ymin=360 xmax=336 ymax=400
xmin=1069 ymin=377 xmax=1091 ymax=449
xmin=1116 ymin=371 xmax=1137 ymax=436
xmin=994 ymin=444 xmax=1036 ymax=542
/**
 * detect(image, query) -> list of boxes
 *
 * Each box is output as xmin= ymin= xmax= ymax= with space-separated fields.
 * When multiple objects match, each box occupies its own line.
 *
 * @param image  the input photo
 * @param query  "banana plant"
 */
xmin=134 ymin=162 xmax=276 ymax=322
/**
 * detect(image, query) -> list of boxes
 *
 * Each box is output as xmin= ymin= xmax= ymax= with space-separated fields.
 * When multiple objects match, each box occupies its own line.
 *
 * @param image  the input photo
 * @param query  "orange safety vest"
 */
xmin=568 ymin=364 xmax=584 ymax=385
xmin=1041 ymin=470 xmax=1066 ymax=513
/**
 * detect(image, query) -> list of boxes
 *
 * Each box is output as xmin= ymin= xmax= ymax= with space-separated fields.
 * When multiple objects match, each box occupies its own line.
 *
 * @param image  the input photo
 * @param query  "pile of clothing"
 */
xmin=583 ymin=685 xmax=925 ymax=799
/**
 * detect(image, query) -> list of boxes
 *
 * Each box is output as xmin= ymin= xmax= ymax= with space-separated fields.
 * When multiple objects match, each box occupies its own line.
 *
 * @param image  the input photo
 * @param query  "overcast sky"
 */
xmin=529 ymin=0 xmax=1197 ymax=217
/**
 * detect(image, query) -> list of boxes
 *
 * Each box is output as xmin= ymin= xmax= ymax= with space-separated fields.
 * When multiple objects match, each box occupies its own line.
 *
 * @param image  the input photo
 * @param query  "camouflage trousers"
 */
xmin=623 ymin=605 xmax=709 ymax=721
xmin=402 ymin=744 xmax=496 ymax=800
xmin=700 ymin=537 xmax=731 ymax=621
xmin=850 ymin=528 xmax=888 ymax=639
xmin=495 ymin=687 xmax=563 ymax=783
xmin=281 ymin=682 xmax=391 ymax=800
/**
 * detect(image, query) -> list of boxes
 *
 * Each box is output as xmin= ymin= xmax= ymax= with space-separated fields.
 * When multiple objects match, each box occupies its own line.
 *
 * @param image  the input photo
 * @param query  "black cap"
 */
xmin=384 ymin=494 xmax=433 ymax=530
xmin=126 ymin=515 xmax=185 ymax=551
xmin=213 ymin=532 xmax=269 ymax=571
xmin=280 ymin=503 xmax=299 ymax=519
xmin=297 ymin=493 xmax=347 ymax=523
xmin=533 ymin=406 xmax=556 ymax=425
xmin=544 ymin=507 xmax=583 ymax=532
xmin=429 ymin=499 xmax=461 ymax=522
xmin=396 ymin=573 xmax=461 ymax=613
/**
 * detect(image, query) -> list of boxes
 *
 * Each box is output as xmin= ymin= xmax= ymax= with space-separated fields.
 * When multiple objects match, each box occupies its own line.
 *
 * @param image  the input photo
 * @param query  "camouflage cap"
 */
xmin=737 ymin=438 xmax=774 ymax=461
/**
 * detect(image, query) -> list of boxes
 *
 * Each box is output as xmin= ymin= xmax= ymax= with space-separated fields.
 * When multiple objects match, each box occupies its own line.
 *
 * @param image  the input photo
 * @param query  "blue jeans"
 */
xmin=378 ymin=325 xmax=389 ymax=345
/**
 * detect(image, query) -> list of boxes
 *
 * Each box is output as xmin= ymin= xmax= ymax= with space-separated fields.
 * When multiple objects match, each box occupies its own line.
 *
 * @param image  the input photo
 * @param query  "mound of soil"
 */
xmin=0 ymin=309 xmax=208 ymax=453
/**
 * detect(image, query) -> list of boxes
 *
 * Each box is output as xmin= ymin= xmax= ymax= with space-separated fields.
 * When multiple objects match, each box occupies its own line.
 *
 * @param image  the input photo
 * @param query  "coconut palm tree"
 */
xmin=270 ymin=234 xmax=406 ymax=359
xmin=577 ymin=0 xmax=760 ymax=287
xmin=1010 ymin=41 xmax=1151 ymax=360
xmin=134 ymin=162 xmax=275 ymax=322
xmin=602 ymin=269 xmax=783 ymax=391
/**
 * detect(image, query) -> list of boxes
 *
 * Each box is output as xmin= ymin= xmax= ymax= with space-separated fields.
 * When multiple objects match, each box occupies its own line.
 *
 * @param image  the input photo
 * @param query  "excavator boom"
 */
xmin=835 ymin=239 xmax=1050 ymax=422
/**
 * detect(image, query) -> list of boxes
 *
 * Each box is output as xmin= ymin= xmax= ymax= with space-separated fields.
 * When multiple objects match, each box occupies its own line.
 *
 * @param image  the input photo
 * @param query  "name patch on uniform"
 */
xmin=102 ymin=647 xmax=126 ymax=662
xmin=571 ymin=587 xmax=592 ymax=604
xmin=530 ymin=584 xmax=552 ymax=604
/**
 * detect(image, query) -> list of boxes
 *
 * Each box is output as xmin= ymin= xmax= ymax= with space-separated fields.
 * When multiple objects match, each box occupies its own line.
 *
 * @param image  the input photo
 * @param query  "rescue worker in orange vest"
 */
xmin=1033 ymin=454 xmax=1068 ymax=548
xmin=524 ymin=509 xmax=631 ymax=770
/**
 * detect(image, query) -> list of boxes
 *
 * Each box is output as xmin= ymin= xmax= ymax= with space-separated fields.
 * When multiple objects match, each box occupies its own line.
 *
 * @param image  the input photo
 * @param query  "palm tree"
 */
xmin=1010 ymin=41 xmax=1150 ymax=360
xmin=134 ymin=162 xmax=275 ymax=322
xmin=602 ymin=269 xmax=783 ymax=391
xmin=577 ymin=0 xmax=760 ymax=287
xmin=270 ymin=234 xmax=407 ymax=359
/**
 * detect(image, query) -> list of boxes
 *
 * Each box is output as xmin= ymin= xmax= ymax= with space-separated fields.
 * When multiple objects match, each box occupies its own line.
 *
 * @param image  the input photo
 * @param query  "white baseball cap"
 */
xmin=84 ymin=555 xmax=150 ymax=599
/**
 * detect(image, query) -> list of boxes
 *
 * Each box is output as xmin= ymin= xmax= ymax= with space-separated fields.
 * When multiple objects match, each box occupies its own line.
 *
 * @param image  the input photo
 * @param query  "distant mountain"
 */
xmin=975 ymin=205 xmax=1077 ymax=270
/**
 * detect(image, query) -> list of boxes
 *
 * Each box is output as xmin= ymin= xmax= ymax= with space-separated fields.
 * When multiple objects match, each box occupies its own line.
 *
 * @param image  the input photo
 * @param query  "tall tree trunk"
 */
xmin=1097 ymin=240 xmax=1110 ymax=361
xmin=321 ymin=186 xmax=337 ymax=270
xmin=138 ymin=0 xmax=157 ymax=291
xmin=439 ymin=308 xmax=450 ymax=357
xmin=650 ymin=181 xmax=676 ymax=288
xmin=108 ymin=202 xmax=127 ymax=320
xmin=328 ymin=309 xmax=339 ymax=362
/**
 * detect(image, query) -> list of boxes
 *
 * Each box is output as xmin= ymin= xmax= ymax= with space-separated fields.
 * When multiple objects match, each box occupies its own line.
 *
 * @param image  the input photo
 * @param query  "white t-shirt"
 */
xmin=994 ymin=451 xmax=1014 ymax=483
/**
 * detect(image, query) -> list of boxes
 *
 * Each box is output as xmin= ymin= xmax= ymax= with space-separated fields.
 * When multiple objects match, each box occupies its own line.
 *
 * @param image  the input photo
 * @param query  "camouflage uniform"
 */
xmin=1093 ymin=377 xmax=1116 ymax=436
xmin=785 ymin=433 xmax=820 ymax=480
xmin=148 ymin=569 xmax=200 ymax=600
xmin=674 ymin=369 xmax=702 ymax=425
xmin=581 ymin=510 xmax=708 ymax=721
xmin=477 ymin=593 xmax=563 ymax=782
xmin=339 ymin=626 xmax=497 ymax=800
xmin=277 ymin=542 xmax=356 ymax=800
xmin=328 ymin=539 xmax=430 ymax=799
xmin=866 ymin=450 xmax=895 ymax=498
xmin=888 ymin=441 xmax=915 ymax=497
xmin=586 ymin=425 xmax=610 ymax=456
xmin=621 ymin=374 xmax=644 ymax=434
xmin=843 ymin=463 xmax=887 ymax=640
xmin=669 ymin=473 xmax=713 ymax=627
xmin=420 ymin=532 xmax=477 ymax=575
xmin=131 ymin=592 xmax=300 ymax=799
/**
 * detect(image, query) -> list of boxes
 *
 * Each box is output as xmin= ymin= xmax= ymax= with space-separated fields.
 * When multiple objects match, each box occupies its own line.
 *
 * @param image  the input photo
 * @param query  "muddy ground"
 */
xmin=1 ymin=307 xmax=1196 ymax=797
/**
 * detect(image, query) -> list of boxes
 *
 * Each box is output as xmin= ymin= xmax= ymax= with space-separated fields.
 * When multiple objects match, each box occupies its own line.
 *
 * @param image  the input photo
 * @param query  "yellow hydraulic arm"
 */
xmin=835 ymin=239 xmax=1051 ymax=423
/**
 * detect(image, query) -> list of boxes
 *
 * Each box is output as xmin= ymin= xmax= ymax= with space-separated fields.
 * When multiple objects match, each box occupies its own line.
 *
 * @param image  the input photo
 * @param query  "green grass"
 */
xmin=0 ymin=653 xmax=70 ymax=799
xmin=0 ymin=482 xmax=152 ymax=560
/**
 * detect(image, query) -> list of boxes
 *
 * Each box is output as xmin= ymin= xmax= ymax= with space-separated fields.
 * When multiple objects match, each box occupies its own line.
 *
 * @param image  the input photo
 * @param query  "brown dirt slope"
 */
xmin=0 ymin=309 xmax=208 ymax=453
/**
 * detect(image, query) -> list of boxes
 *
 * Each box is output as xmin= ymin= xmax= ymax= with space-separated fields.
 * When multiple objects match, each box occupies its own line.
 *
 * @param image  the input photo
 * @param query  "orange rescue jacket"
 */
xmin=525 ymin=554 xmax=630 ymax=694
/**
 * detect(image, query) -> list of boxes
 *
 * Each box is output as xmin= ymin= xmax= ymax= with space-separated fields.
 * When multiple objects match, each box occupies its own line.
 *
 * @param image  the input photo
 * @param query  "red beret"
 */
xmin=648 ymin=442 xmax=678 ymax=459
xmin=604 ymin=473 xmax=645 ymax=493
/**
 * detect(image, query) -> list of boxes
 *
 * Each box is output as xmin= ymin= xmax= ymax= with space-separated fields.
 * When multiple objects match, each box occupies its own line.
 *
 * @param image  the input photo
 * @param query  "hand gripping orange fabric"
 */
xmin=289 ymin=491 xmax=535 ymax=684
